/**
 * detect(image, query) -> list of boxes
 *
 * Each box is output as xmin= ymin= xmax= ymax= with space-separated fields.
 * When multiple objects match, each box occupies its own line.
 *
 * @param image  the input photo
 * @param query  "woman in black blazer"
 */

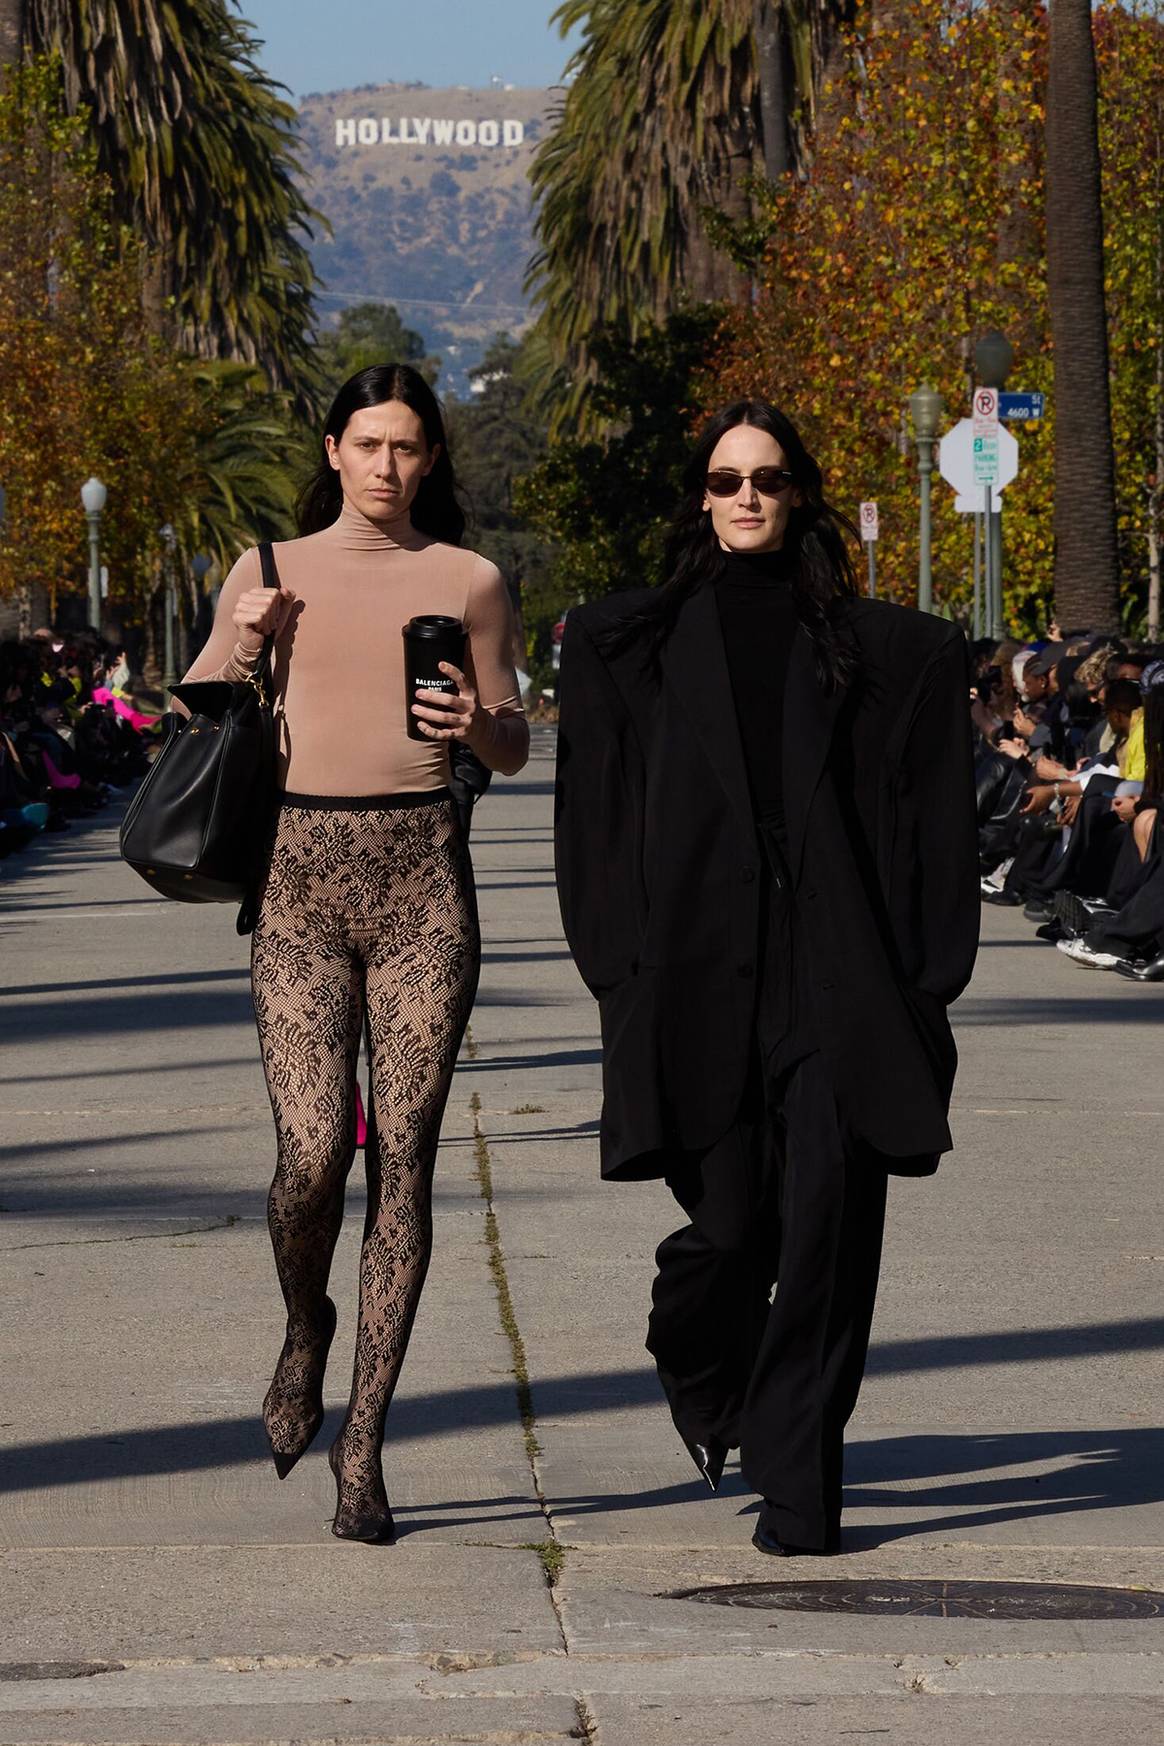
xmin=554 ymin=399 xmax=979 ymax=1556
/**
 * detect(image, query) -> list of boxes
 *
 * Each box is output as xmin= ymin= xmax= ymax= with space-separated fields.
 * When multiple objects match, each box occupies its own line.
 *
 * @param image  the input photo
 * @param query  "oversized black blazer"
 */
xmin=554 ymin=580 xmax=980 ymax=1181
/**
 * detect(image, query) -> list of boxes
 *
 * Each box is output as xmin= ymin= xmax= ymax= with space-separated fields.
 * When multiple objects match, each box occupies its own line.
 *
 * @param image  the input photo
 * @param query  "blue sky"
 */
xmin=240 ymin=1 xmax=585 ymax=99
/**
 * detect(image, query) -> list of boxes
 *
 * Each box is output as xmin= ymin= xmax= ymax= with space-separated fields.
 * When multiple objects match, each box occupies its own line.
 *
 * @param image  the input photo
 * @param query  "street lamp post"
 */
xmin=160 ymin=522 xmax=177 ymax=697
xmin=81 ymin=476 xmax=107 ymax=632
xmin=908 ymin=386 xmax=943 ymax=614
xmin=191 ymin=551 xmax=212 ymax=670
xmin=974 ymin=331 xmax=1014 ymax=640
xmin=974 ymin=329 xmax=1015 ymax=390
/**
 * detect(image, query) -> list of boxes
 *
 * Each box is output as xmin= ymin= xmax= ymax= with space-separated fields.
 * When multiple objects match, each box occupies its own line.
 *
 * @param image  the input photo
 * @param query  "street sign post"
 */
xmin=972 ymin=388 xmax=1003 ymax=636
xmin=977 ymin=385 xmax=1005 ymax=639
xmin=998 ymin=391 xmax=1046 ymax=423
xmin=859 ymin=500 xmax=878 ymax=598
xmin=941 ymin=404 xmax=1020 ymax=641
xmin=972 ymin=385 xmax=1000 ymax=489
xmin=939 ymin=420 xmax=1018 ymax=498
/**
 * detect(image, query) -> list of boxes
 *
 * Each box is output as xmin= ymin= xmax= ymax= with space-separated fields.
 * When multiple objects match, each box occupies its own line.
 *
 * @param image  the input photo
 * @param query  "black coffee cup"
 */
xmin=403 ymin=615 xmax=467 ymax=742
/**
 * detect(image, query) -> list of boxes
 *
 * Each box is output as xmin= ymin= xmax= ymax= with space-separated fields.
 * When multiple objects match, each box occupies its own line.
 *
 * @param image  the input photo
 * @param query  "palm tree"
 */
xmin=527 ymin=0 xmax=852 ymax=416
xmin=184 ymin=362 xmax=301 ymax=563
xmin=1045 ymin=0 xmax=1120 ymax=631
xmin=756 ymin=1 xmax=793 ymax=179
xmin=755 ymin=0 xmax=852 ymax=178
xmin=0 ymin=3 xmax=24 ymax=66
xmin=529 ymin=0 xmax=757 ymax=381
xmin=134 ymin=358 xmax=302 ymax=682
xmin=2 ymin=2 xmax=320 ymax=400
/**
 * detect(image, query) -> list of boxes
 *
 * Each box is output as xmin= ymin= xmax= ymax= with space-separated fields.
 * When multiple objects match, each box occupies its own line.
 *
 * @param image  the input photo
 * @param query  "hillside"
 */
xmin=295 ymin=83 xmax=557 ymax=392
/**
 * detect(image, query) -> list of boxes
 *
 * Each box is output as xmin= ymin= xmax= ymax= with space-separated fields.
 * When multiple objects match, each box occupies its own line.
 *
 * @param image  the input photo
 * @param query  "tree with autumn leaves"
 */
xmin=0 ymin=59 xmax=302 ymax=655
xmin=708 ymin=0 xmax=1163 ymax=637
xmin=527 ymin=0 xmax=1162 ymax=639
xmin=1100 ymin=0 xmax=1164 ymax=640
xmin=0 ymin=3 xmax=320 ymax=641
xmin=0 ymin=59 xmax=198 ymax=627
xmin=0 ymin=1 xmax=320 ymax=397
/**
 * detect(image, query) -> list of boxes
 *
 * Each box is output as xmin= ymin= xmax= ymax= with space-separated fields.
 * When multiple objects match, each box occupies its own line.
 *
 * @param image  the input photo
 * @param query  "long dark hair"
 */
xmin=1144 ymin=680 xmax=1164 ymax=804
xmin=296 ymin=364 xmax=466 ymax=544
xmin=605 ymin=399 xmax=861 ymax=691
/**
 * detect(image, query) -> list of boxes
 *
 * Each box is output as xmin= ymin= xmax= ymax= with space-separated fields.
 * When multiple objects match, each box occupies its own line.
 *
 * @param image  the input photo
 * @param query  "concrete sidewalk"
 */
xmin=1 ymin=726 xmax=1161 ymax=1744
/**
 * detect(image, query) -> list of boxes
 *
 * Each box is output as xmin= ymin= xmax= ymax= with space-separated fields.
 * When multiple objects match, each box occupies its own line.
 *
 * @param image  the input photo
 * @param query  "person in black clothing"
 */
xmin=554 ymin=400 xmax=979 ymax=1557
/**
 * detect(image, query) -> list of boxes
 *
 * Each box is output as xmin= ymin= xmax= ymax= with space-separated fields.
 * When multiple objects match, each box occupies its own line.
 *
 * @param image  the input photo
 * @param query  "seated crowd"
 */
xmin=972 ymin=626 xmax=1164 ymax=981
xmin=0 ymin=630 xmax=158 ymax=855
xmin=5 ymin=614 xmax=1162 ymax=992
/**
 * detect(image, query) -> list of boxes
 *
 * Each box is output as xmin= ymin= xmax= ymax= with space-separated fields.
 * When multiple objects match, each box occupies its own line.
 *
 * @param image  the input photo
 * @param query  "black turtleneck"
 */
xmin=715 ymin=546 xmax=798 ymax=833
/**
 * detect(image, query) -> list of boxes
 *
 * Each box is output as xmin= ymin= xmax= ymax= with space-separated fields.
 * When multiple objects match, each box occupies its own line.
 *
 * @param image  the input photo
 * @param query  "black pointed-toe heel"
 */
xmin=270 ymin=1442 xmax=314 ymax=1482
xmin=682 ymin=1434 xmax=728 ymax=1493
xmin=263 ymin=1296 xmax=338 ymax=1480
xmin=327 ymin=1434 xmax=396 ymax=1544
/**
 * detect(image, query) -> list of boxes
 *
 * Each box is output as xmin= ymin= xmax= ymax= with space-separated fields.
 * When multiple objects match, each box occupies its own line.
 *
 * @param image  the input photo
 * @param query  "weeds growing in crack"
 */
xmin=470 ymin=1089 xmax=568 ymax=1643
xmin=575 ymin=1695 xmax=600 ymax=1741
xmin=471 ymin=1090 xmax=539 ymax=1463
xmin=520 ymin=1539 xmax=566 ymax=1587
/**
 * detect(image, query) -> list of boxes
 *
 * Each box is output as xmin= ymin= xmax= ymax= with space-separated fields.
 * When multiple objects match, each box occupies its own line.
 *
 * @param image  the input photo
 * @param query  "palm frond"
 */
xmin=27 ymin=1 xmax=323 ymax=399
xmin=529 ymin=0 xmax=853 ymax=418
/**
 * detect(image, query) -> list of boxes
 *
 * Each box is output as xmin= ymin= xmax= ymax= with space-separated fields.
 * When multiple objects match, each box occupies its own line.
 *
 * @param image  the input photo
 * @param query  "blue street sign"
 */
xmin=999 ymin=391 xmax=1046 ymax=423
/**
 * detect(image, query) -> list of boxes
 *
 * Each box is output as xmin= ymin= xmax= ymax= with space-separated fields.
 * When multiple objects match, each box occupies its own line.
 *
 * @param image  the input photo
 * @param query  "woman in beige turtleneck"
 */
xmin=184 ymin=364 xmax=529 ymax=1543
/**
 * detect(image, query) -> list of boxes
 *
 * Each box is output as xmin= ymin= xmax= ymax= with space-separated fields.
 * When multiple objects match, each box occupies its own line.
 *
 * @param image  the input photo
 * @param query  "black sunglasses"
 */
xmin=705 ymin=467 xmax=795 ymax=498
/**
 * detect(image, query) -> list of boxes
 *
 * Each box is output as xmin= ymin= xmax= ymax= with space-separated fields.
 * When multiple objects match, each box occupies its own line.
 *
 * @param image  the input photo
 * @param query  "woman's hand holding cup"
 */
xmin=412 ymin=662 xmax=479 ymax=742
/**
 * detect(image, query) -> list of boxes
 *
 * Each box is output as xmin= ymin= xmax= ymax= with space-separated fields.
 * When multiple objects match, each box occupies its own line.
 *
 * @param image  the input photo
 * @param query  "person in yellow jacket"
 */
xmin=1120 ymin=705 xmax=1145 ymax=783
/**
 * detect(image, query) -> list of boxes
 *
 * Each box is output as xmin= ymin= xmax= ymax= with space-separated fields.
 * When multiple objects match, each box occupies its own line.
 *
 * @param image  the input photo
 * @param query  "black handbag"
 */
xmin=120 ymin=541 xmax=279 ymax=928
xmin=448 ymin=741 xmax=493 ymax=838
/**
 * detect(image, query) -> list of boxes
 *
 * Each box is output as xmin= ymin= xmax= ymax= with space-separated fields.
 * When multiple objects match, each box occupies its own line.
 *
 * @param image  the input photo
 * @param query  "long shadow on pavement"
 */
xmin=2 ymin=1318 xmax=1160 ymax=1494
xmin=524 ymin=1423 xmax=1164 ymax=1547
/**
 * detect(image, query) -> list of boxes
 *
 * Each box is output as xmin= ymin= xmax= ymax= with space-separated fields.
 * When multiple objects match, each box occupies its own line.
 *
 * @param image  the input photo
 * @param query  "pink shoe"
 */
xmin=355 ymin=1083 xmax=367 ymax=1148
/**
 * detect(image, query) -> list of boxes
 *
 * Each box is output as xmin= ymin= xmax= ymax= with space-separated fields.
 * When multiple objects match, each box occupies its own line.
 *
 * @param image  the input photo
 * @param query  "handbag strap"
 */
xmin=235 ymin=543 xmax=280 ymax=938
xmin=254 ymin=541 xmax=279 ymax=700
xmin=257 ymin=540 xmax=279 ymax=594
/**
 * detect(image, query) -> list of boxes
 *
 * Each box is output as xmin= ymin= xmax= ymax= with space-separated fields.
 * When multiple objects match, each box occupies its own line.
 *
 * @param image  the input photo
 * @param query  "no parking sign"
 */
xmin=859 ymin=501 xmax=879 ymax=598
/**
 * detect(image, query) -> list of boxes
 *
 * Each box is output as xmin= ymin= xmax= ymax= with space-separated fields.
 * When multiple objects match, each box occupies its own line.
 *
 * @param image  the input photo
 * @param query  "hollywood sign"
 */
xmin=335 ymin=115 xmax=526 ymax=149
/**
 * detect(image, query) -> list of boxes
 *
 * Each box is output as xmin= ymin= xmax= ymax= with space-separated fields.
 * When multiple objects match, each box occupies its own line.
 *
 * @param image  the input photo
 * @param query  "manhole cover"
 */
xmin=669 ymin=1579 xmax=1164 ymax=1620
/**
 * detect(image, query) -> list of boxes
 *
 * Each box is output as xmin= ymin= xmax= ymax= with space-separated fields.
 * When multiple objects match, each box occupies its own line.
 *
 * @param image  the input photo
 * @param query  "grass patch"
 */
xmin=520 ymin=1538 xmax=566 ymax=1587
xmin=511 ymin=1103 xmax=545 ymax=1115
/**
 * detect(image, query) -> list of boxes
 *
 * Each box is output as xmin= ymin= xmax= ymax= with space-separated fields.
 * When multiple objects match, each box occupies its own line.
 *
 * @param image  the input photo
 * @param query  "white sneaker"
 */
xmin=1056 ymin=938 xmax=1119 ymax=970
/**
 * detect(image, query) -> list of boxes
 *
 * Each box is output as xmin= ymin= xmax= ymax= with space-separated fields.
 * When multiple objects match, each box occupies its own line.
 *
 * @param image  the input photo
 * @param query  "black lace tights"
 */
xmin=251 ymin=794 xmax=479 ymax=1530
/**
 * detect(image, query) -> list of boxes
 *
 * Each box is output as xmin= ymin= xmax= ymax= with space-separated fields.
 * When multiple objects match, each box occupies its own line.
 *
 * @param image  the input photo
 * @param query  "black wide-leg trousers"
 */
xmin=645 ymin=829 xmax=888 ymax=1549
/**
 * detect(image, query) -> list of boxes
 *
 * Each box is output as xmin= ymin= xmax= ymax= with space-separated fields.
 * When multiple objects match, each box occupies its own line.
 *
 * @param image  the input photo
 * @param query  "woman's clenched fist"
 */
xmin=233 ymin=584 xmax=296 ymax=652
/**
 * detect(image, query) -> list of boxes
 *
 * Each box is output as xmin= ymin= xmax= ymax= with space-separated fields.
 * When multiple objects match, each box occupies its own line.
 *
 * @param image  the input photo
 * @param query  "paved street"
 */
xmin=1 ymin=724 xmax=1162 ymax=1744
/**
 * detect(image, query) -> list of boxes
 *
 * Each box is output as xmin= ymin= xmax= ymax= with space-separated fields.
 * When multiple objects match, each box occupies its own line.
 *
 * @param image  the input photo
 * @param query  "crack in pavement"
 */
xmin=470 ymin=1091 xmax=568 ymax=1654
xmin=0 ymin=1648 xmax=1161 ymax=1710
xmin=0 ymin=1107 xmax=262 ymax=1118
xmin=0 ymin=1216 xmax=241 ymax=1252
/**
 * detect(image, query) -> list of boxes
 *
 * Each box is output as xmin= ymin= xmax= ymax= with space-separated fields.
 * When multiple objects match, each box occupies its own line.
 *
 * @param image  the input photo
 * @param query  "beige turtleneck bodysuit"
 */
xmin=183 ymin=504 xmax=527 ymax=795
